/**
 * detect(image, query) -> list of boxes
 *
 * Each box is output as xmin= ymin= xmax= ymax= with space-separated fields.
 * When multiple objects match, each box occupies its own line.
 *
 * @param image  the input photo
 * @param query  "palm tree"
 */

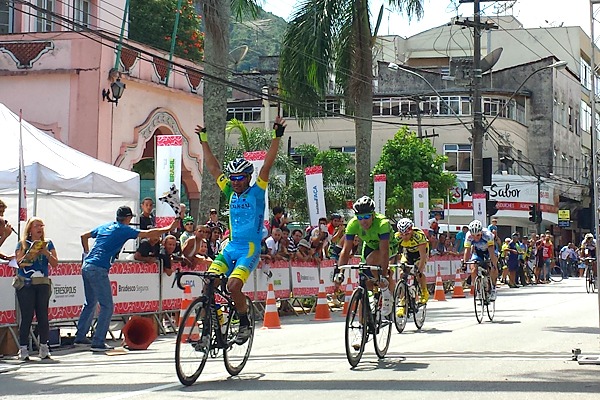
xmin=197 ymin=0 xmax=261 ymax=221
xmin=279 ymin=1 xmax=424 ymax=197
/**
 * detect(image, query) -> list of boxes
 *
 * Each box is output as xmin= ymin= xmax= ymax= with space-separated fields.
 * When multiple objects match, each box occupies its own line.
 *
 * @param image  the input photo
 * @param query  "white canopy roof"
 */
xmin=0 ymin=103 xmax=139 ymax=198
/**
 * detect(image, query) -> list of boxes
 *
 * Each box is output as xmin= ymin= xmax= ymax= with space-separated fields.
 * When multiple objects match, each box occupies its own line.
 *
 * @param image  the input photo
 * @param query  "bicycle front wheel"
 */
xmin=345 ymin=289 xmax=367 ymax=367
xmin=223 ymin=295 xmax=255 ymax=376
xmin=373 ymin=297 xmax=392 ymax=359
xmin=549 ymin=265 xmax=563 ymax=282
xmin=175 ymin=296 xmax=211 ymax=386
xmin=413 ymin=284 xmax=426 ymax=330
xmin=474 ymin=277 xmax=485 ymax=324
xmin=393 ymin=282 xmax=408 ymax=333
xmin=586 ymin=268 xmax=593 ymax=293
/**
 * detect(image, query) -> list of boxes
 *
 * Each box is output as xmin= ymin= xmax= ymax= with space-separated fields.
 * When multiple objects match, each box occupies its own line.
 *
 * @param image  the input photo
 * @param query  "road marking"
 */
xmin=100 ymin=372 xmax=228 ymax=400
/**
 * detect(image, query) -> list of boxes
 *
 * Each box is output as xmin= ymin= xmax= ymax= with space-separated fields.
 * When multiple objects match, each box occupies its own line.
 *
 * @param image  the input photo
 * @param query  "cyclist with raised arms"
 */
xmin=195 ymin=116 xmax=285 ymax=343
xmin=395 ymin=218 xmax=430 ymax=310
xmin=463 ymin=219 xmax=499 ymax=301
xmin=338 ymin=196 xmax=395 ymax=316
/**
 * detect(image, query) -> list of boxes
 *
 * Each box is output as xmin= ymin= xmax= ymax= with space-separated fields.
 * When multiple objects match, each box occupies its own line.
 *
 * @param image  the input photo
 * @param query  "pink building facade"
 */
xmin=0 ymin=1 xmax=205 ymax=213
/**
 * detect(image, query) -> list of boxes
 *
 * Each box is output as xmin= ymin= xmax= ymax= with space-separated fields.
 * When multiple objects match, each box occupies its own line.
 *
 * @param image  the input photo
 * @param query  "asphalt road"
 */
xmin=1 ymin=277 xmax=599 ymax=400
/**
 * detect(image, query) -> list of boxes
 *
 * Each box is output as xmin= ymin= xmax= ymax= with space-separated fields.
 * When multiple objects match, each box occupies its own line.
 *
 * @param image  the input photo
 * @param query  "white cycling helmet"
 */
xmin=226 ymin=158 xmax=254 ymax=176
xmin=397 ymin=218 xmax=414 ymax=234
xmin=468 ymin=219 xmax=483 ymax=234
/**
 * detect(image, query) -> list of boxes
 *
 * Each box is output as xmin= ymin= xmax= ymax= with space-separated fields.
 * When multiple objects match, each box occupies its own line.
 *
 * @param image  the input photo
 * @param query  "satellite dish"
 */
xmin=481 ymin=47 xmax=503 ymax=73
xmin=229 ymin=45 xmax=249 ymax=69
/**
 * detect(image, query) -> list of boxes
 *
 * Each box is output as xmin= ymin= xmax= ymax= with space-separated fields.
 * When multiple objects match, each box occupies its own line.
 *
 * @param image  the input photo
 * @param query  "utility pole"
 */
xmin=457 ymin=0 xmax=512 ymax=193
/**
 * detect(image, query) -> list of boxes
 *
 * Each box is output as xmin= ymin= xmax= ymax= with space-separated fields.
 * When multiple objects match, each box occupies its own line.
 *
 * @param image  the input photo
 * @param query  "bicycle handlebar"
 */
xmin=339 ymin=264 xmax=382 ymax=271
xmin=172 ymin=269 xmax=227 ymax=291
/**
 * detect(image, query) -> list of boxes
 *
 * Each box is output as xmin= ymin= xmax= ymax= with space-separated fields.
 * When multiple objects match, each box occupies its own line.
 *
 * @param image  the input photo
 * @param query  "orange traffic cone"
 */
xmin=314 ymin=279 xmax=332 ymax=321
xmin=470 ymin=284 xmax=475 ymax=296
xmin=262 ymin=283 xmax=281 ymax=329
xmin=433 ymin=267 xmax=447 ymax=301
xmin=179 ymin=285 xmax=199 ymax=341
xmin=178 ymin=284 xmax=192 ymax=327
xmin=341 ymin=278 xmax=353 ymax=317
xmin=452 ymin=268 xmax=466 ymax=298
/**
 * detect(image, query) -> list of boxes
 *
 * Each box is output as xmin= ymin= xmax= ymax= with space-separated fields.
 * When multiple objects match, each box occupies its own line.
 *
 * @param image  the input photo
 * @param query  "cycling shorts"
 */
xmin=470 ymin=252 xmax=494 ymax=269
xmin=207 ymin=241 xmax=260 ymax=284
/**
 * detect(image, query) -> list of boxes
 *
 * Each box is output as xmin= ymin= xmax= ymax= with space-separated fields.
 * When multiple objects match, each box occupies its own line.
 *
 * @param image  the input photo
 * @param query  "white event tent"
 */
xmin=0 ymin=103 xmax=140 ymax=260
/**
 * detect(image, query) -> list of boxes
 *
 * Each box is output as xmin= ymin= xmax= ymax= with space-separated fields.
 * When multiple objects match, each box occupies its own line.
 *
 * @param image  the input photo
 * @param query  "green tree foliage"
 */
xmin=373 ymin=127 xmax=456 ymax=217
xmin=129 ymin=0 xmax=204 ymax=62
xmin=287 ymin=144 xmax=355 ymax=222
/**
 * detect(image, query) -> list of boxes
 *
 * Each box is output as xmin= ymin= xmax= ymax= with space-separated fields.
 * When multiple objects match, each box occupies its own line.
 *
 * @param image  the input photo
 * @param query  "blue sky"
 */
xmin=261 ymin=0 xmax=593 ymax=38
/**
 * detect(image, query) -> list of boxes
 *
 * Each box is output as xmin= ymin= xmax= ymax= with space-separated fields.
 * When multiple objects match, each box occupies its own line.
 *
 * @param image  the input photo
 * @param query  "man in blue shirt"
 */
xmin=75 ymin=206 xmax=177 ymax=351
xmin=196 ymin=116 xmax=285 ymax=343
xmin=455 ymin=226 xmax=468 ymax=253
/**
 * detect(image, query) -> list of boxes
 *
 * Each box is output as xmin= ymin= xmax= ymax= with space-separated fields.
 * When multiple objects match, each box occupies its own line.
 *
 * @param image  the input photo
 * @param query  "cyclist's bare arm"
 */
xmin=488 ymin=245 xmax=498 ymax=268
xmin=463 ymin=246 xmax=472 ymax=263
xmin=258 ymin=116 xmax=285 ymax=182
xmin=417 ymin=242 xmax=428 ymax=272
xmin=338 ymin=234 xmax=355 ymax=267
xmin=195 ymin=125 xmax=222 ymax=180
xmin=378 ymin=237 xmax=390 ymax=276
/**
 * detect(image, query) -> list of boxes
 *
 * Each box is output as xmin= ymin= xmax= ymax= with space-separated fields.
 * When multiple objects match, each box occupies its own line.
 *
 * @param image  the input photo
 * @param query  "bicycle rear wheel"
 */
xmin=223 ymin=296 xmax=255 ymax=376
xmin=345 ymin=289 xmax=367 ymax=367
xmin=474 ymin=277 xmax=484 ymax=324
xmin=413 ymin=284 xmax=426 ymax=330
xmin=175 ymin=296 xmax=211 ymax=386
xmin=392 ymin=283 xmax=408 ymax=333
xmin=586 ymin=268 xmax=593 ymax=293
xmin=549 ymin=265 xmax=563 ymax=282
xmin=486 ymin=279 xmax=495 ymax=321
xmin=373 ymin=298 xmax=392 ymax=359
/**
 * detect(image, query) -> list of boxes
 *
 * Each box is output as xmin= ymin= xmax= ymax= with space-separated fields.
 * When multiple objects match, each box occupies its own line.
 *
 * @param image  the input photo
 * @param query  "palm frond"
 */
xmin=226 ymin=119 xmax=251 ymax=151
xmin=230 ymin=0 xmax=261 ymax=21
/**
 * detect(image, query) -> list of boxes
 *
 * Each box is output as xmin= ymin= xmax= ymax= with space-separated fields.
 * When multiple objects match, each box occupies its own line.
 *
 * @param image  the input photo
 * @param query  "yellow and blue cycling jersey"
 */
xmin=208 ymin=173 xmax=267 ymax=283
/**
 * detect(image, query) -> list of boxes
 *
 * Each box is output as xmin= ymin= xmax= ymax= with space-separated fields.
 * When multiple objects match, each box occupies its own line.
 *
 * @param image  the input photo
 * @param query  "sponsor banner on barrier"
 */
xmin=48 ymin=262 xmax=161 ymax=321
xmin=290 ymin=261 xmax=320 ymax=296
xmin=48 ymin=263 xmax=85 ymax=321
xmin=425 ymin=255 xmax=465 ymax=283
xmin=246 ymin=261 xmax=290 ymax=301
xmin=320 ymin=259 xmax=336 ymax=293
xmin=0 ymin=264 xmax=16 ymax=325
xmin=161 ymin=263 xmax=206 ymax=311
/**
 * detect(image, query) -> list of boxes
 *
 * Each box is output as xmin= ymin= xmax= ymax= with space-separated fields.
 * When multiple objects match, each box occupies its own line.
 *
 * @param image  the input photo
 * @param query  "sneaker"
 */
xmin=380 ymin=289 xmax=392 ymax=316
xmin=74 ymin=338 xmax=92 ymax=346
xmin=91 ymin=343 xmax=114 ymax=352
xmin=39 ymin=344 xmax=51 ymax=359
xmin=18 ymin=345 xmax=29 ymax=361
xmin=235 ymin=325 xmax=252 ymax=345
xmin=489 ymin=290 xmax=497 ymax=302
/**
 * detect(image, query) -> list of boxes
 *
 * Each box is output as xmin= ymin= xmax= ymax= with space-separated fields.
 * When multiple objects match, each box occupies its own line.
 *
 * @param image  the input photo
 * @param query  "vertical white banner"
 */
xmin=472 ymin=193 xmax=487 ymax=224
xmin=373 ymin=174 xmax=386 ymax=215
xmin=413 ymin=181 xmax=429 ymax=230
xmin=244 ymin=151 xmax=269 ymax=226
xmin=155 ymin=135 xmax=182 ymax=227
xmin=305 ymin=166 xmax=327 ymax=226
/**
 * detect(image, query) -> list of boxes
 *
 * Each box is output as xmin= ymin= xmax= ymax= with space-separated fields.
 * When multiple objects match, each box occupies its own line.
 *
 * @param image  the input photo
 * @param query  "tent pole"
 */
xmin=33 ymin=189 xmax=38 ymax=217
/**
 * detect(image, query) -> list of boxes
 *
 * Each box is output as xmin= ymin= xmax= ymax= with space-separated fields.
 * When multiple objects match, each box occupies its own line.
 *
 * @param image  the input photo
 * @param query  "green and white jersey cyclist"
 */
xmin=338 ymin=196 xmax=395 ymax=317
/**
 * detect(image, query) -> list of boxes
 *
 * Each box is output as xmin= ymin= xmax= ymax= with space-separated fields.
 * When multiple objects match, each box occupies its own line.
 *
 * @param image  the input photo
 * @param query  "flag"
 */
xmin=18 ymin=110 xmax=27 ymax=222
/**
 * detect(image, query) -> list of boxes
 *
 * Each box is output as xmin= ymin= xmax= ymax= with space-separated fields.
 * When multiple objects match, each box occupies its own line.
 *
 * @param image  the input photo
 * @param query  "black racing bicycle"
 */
xmin=339 ymin=264 xmax=393 ymax=367
xmin=392 ymin=263 xmax=426 ymax=333
xmin=464 ymin=260 xmax=495 ymax=324
xmin=583 ymin=257 xmax=597 ymax=293
xmin=173 ymin=270 xmax=255 ymax=386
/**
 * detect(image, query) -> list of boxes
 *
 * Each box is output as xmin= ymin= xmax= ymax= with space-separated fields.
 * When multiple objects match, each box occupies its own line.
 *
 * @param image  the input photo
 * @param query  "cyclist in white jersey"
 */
xmin=463 ymin=220 xmax=499 ymax=301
